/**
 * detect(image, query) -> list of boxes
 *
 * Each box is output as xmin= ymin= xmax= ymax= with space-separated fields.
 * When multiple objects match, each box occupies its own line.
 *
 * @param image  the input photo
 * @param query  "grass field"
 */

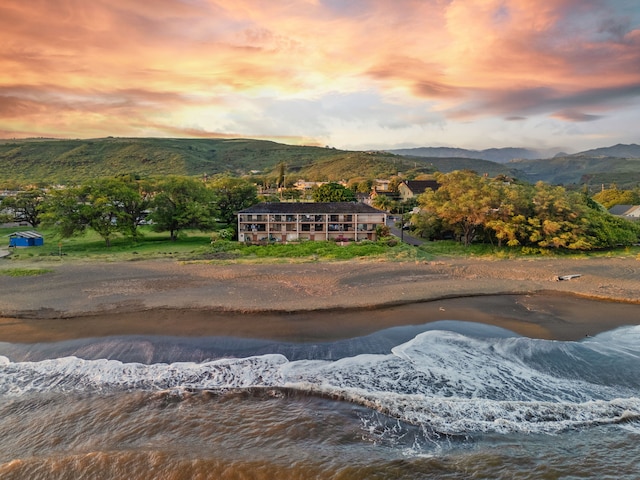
xmin=0 ymin=226 xmax=430 ymax=264
xmin=2 ymin=225 xmax=638 ymax=266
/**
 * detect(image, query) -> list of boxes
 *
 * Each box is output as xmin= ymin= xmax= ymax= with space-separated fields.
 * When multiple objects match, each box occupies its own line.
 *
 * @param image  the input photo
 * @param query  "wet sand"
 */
xmin=1 ymin=256 xmax=639 ymax=343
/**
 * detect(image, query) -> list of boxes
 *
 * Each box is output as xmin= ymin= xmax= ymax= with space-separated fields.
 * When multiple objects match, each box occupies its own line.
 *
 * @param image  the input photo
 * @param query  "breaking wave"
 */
xmin=1 ymin=322 xmax=639 ymax=435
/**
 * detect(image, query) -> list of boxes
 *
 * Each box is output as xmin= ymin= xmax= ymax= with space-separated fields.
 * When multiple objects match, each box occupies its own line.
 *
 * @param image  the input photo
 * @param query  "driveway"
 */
xmin=386 ymin=216 xmax=424 ymax=246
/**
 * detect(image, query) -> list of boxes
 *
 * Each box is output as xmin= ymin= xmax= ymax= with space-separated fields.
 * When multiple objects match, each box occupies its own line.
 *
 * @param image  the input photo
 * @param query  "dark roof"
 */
xmin=372 ymin=190 xmax=397 ymax=198
xmin=238 ymin=202 xmax=385 ymax=214
xmin=402 ymin=180 xmax=439 ymax=194
xmin=609 ymin=205 xmax=636 ymax=215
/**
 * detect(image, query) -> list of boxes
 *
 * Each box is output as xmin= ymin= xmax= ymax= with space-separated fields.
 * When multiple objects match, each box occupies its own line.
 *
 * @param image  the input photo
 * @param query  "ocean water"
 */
xmin=1 ymin=320 xmax=639 ymax=479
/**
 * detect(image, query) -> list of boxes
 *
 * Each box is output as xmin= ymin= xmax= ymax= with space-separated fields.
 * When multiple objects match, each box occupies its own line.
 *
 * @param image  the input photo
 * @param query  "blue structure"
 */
xmin=8 ymin=231 xmax=44 ymax=247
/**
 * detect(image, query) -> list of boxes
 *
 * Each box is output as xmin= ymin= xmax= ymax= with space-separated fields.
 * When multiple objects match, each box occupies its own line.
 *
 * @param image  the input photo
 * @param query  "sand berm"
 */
xmin=1 ymin=256 xmax=639 ymax=343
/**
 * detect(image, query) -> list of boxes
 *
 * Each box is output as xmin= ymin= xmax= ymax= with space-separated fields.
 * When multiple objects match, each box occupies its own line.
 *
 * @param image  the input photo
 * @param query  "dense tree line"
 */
xmin=1 ymin=175 xmax=258 ymax=245
xmin=3 ymin=170 xmax=639 ymax=251
xmin=412 ymin=170 xmax=640 ymax=250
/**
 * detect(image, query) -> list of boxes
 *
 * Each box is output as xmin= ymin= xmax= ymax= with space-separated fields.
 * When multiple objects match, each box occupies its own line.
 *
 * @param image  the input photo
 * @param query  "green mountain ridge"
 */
xmin=0 ymin=137 xmax=442 ymax=184
xmin=0 ymin=137 xmax=349 ymax=183
xmin=1 ymin=137 xmax=639 ymax=188
xmin=508 ymin=156 xmax=640 ymax=188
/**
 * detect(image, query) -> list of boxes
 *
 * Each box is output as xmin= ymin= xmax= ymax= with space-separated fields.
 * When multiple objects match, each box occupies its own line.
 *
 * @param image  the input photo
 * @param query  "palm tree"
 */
xmin=372 ymin=194 xmax=394 ymax=211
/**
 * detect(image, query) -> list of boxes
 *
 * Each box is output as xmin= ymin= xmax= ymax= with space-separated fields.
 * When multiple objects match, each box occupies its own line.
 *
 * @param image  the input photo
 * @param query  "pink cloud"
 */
xmin=0 ymin=0 xmax=638 ymax=143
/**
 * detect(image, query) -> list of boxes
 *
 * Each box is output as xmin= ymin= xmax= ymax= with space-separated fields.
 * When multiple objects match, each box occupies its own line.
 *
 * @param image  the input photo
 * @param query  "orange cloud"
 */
xmin=0 ymin=0 xmax=638 ymax=148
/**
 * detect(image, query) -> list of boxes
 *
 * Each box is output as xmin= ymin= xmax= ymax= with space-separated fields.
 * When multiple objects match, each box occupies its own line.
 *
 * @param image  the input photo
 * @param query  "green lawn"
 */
xmin=0 ymin=226 xmax=213 ymax=262
xmin=2 ymin=226 xmax=638 ymax=265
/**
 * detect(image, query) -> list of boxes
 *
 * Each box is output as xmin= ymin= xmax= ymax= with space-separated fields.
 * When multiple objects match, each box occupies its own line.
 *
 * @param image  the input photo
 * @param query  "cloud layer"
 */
xmin=1 ymin=0 xmax=639 ymax=150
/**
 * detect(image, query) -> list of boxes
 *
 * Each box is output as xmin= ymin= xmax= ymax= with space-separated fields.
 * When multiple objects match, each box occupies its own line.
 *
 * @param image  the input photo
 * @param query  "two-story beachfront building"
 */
xmin=237 ymin=202 xmax=387 ymax=243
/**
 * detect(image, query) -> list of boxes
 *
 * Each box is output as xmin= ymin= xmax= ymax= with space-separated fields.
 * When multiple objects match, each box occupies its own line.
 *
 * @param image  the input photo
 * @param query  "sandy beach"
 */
xmin=1 ymin=255 xmax=639 ymax=343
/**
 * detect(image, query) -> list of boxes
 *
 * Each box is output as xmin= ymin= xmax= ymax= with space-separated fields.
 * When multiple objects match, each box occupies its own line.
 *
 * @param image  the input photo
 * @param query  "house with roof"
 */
xmin=397 ymin=180 xmax=439 ymax=201
xmin=608 ymin=205 xmax=640 ymax=220
xmin=237 ymin=202 xmax=387 ymax=243
xmin=7 ymin=231 xmax=44 ymax=247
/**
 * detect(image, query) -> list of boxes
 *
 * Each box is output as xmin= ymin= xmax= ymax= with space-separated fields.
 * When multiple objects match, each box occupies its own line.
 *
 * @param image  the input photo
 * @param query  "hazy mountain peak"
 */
xmin=385 ymin=146 xmax=560 ymax=163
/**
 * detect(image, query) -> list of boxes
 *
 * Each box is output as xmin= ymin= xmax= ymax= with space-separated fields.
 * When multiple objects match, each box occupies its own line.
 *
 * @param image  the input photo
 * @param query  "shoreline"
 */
xmin=1 ymin=256 xmax=639 ymax=343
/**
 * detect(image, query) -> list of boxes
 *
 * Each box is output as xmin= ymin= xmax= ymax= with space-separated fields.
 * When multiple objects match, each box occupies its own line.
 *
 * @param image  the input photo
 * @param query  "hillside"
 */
xmin=2 ymin=137 xmax=639 ymax=188
xmin=296 ymin=151 xmax=421 ymax=181
xmin=0 ymin=137 xmax=379 ymax=183
xmin=568 ymin=143 xmax=640 ymax=158
xmin=408 ymin=157 xmax=525 ymax=179
xmin=509 ymin=156 xmax=640 ymax=188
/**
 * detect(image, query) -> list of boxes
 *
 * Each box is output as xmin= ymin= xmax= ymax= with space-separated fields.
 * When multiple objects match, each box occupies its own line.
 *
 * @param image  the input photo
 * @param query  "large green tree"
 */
xmin=41 ymin=186 xmax=90 ymax=238
xmin=82 ymin=178 xmax=151 ymax=246
xmin=41 ymin=178 xmax=150 ymax=246
xmin=149 ymin=176 xmax=217 ymax=241
xmin=208 ymin=175 xmax=258 ymax=225
xmin=111 ymin=176 xmax=153 ymax=240
xmin=1 ymin=188 xmax=47 ymax=227
xmin=312 ymin=182 xmax=355 ymax=202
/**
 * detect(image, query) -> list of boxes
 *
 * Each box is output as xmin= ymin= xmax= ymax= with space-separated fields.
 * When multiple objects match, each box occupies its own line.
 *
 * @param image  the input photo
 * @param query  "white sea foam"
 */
xmin=1 ymin=327 xmax=639 ymax=434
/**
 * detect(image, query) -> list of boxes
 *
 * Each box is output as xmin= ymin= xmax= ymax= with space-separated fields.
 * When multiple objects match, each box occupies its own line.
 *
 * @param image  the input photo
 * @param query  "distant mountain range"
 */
xmin=387 ymin=143 xmax=640 ymax=163
xmin=386 ymin=146 xmax=564 ymax=163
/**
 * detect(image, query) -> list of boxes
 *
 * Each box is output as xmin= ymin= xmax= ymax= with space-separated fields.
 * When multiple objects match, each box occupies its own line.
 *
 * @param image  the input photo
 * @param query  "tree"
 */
xmin=484 ymin=182 xmax=534 ymax=247
xmin=0 ymin=209 xmax=12 ymax=224
xmin=387 ymin=176 xmax=403 ymax=194
xmin=82 ymin=178 xmax=151 ymax=246
xmin=312 ymin=182 xmax=355 ymax=202
xmin=413 ymin=170 xmax=640 ymax=250
xmin=410 ymin=209 xmax=444 ymax=239
xmin=347 ymin=177 xmax=373 ymax=194
xmin=279 ymin=188 xmax=302 ymax=201
xmin=1 ymin=188 xmax=47 ymax=227
xmin=208 ymin=175 xmax=259 ymax=225
xmin=41 ymin=178 xmax=153 ymax=247
xmin=526 ymin=182 xmax=589 ymax=249
xmin=41 ymin=186 xmax=90 ymax=238
xmin=371 ymin=194 xmax=395 ymax=211
xmin=592 ymin=187 xmax=640 ymax=209
xmin=418 ymin=171 xmax=501 ymax=246
xmin=582 ymin=207 xmax=640 ymax=248
xmin=149 ymin=176 xmax=217 ymax=241
xmin=276 ymin=162 xmax=286 ymax=189
xmin=111 ymin=176 xmax=153 ymax=240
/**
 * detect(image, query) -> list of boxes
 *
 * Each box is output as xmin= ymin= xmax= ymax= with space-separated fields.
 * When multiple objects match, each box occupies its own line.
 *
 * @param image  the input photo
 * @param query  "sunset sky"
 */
xmin=1 ymin=0 xmax=639 ymax=151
